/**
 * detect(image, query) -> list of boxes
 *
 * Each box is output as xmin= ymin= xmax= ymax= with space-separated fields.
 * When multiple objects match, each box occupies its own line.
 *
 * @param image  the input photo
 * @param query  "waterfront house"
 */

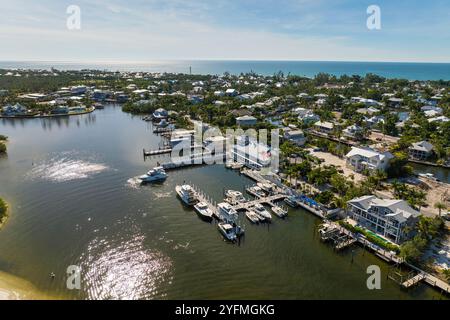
xmin=408 ymin=141 xmax=434 ymax=160
xmin=153 ymin=108 xmax=168 ymax=120
xmin=284 ymin=130 xmax=306 ymax=146
xmin=347 ymin=195 xmax=420 ymax=244
xmin=115 ymin=93 xmax=129 ymax=103
xmin=313 ymin=121 xmax=334 ymax=135
xmin=51 ymin=105 xmax=69 ymax=114
xmin=2 ymin=103 xmax=28 ymax=116
xmin=92 ymin=90 xmax=111 ymax=102
xmin=345 ymin=147 xmax=394 ymax=173
xmin=232 ymin=135 xmax=272 ymax=170
xmin=236 ymin=115 xmax=257 ymax=127
xmin=70 ymin=85 xmax=87 ymax=95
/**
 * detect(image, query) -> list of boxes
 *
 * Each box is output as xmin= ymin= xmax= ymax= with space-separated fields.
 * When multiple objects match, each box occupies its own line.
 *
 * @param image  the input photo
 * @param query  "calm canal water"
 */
xmin=0 ymin=106 xmax=446 ymax=299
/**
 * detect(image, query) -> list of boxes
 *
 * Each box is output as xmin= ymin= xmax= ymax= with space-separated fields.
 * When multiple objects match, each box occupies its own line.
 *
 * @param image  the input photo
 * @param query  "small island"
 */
xmin=0 ymin=135 xmax=6 ymax=154
xmin=0 ymin=197 xmax=8 ymax=229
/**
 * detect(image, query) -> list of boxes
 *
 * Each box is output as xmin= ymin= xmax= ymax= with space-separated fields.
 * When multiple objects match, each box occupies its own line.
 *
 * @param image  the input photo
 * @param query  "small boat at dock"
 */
xmin=194 ymin=202 xmax=214 ymax=222
xmin=225 ymin=190 xmax=246 ymax=204
xmin=218 ymin=222 xmax=237 ymax=242
xmin=93 ymin=103 xmax=104 ymax=109
xmin=246 ymin=185 xmax=266 ymax=198
xmin=272 ymin=205 xmax=288 ymax=218
xmin=245 ymin=210 xmax=260 ymax=224
xmin=231 ymin=163 xmax=244 ymax=170
xmin=253 ymin=204 xmax=272 ymax=222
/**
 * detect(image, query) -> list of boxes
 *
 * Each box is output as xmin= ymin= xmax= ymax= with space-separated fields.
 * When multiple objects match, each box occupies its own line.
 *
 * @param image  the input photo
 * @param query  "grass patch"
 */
xmin=338 ymin=220 xmax=400 ymax=253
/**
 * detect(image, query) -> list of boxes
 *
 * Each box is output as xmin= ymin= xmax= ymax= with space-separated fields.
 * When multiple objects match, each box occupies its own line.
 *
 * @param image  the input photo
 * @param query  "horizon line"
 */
xmin=1 ymin=59 xmax=450 ymax=65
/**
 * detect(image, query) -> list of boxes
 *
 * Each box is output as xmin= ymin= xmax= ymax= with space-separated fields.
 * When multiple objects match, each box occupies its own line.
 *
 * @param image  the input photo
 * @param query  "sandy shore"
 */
xmin=0 ymin=271 xmax=54 ymax=300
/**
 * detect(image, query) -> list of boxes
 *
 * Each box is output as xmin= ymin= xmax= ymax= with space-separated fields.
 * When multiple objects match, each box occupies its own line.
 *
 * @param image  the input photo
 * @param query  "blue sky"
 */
xmin=0 ymin=0 xmax=449 ymax=62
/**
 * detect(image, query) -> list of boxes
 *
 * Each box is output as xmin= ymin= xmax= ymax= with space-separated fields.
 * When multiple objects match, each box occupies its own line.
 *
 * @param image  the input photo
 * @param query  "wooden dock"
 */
xmin=402 ymin=273 xmax=426 ymax=289
xmin=231 ymin=194 xmax=287 ymax=211
xmin=143 ymin=148 xmax=173 ymax=156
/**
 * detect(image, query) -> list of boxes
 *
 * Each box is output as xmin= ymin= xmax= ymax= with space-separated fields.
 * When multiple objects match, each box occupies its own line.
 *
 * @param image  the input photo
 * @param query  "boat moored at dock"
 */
xmin=225 ymin=190 xmax=246 ymax=204
xmin=246 ymin=185 xmax=266 ymax=198
xmin=218 ymin=222 xmax=238 ymax=242
xmin=176 ymin=184 xmax=199 ymax=206
xmin=217 ymin=202 xmax=239 ymax=223
xmin=253 ymin=204 xmax=272 ymax=222
xmin=245 ymin=210 xmax=260 ymax=224
xmin=194 ymin=202 xmax=214 ymax=222
xmin=272 ymin=205 xmax=288 ymax=218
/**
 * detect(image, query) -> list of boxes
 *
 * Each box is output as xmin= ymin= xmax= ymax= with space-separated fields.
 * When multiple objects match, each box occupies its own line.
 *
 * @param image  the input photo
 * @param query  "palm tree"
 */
xmin=434 ymin=202 xmax=447 ymax=217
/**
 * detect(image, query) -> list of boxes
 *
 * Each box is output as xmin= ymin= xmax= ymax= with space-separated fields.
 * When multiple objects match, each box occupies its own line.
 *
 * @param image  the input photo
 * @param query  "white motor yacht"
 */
xmin=176 ymin=185 xmax=198 ymax=206
xmin=139 ymin=167 xmax=168 ymax=183
xmin=194 ymin=202 xmax=214 ymax=222
xmin=253 ymin=204 xmax=272 ymax=221
xmin=218 ymin=222 xmax=237 ymax=242
xmin=272 ymin=205 xmax=288 ymax=218
xmin=217 ymin=202 xmax=238 ymax=223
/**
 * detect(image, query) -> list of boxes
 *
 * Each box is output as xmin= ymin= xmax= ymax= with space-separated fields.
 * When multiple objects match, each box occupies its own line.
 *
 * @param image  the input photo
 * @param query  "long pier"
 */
xmin=143 ymin=148 xmax=172 ymax=156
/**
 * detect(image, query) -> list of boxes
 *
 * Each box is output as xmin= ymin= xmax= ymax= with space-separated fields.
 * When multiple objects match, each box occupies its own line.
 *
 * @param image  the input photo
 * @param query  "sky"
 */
xmin=0 ymin=0 xmax=449 ymax=62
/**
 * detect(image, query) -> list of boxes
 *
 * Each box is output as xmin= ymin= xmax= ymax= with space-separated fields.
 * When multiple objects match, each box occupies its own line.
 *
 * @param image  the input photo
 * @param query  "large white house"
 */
xmin=231 ymin=135 xmax=272 ymax=170
xmin=409 ymin=141 xmax=434 ymax=160
xmin=345 ymin=147 xmax=394 ymax=173
xmin=347 ymin=195 xmax=420 ymax=244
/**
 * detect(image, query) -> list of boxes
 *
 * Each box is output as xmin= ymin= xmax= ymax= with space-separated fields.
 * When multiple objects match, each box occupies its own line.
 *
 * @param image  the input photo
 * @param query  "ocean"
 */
xmin=1 ymin=60 xmax=450 ymax=81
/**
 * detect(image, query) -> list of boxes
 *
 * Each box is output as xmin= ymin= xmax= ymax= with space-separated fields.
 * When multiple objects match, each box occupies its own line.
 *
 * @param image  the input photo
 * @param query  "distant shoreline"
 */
xmin=1 ymin=61 xmax=450 ymax=80
xmin=0 ymin=107 xmax=95 ymax=119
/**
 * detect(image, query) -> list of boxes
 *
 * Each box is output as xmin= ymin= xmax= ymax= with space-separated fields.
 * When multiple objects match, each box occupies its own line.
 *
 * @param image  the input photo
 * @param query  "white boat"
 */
xmin=272 ymin=205 xmax=288 ymax=218
xmin=253 ymin=204 xmax=272 ymax=221
xmin=225 ymin=160 xmax=234 ymax=169
xmin=218 ymin=202 xmax=238 ymax=223
xmin=194 ymin=202 xmax=214 ymax=222
xmin=257 ymin=182 xmax=275 ymax=194
xmin=231 ymin=163 xmax=244 ymax=170
xmin=225 ymin=190 xmax=246 ymax=204
xmin=418 ymin=173 xmax=439 ymax=181
xmin=176 ymin=185 xmax=198 ymax=206
xmin=218 ymin=222 xmax=237 ymax=242
xmin=246 ymin=186 xmax=266 ymax=198
xmin=139 ymin=166 xmax=168 ymax=183
xmin=245 ymin=210 xmax=260 ymax=224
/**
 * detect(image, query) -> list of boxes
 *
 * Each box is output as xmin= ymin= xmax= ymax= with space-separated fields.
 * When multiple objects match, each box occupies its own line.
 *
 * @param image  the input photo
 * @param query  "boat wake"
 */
xmin=26 ymin=152 xmax=109 ymax=183
xmin=125 ymin=177 xmax=143 ymax=189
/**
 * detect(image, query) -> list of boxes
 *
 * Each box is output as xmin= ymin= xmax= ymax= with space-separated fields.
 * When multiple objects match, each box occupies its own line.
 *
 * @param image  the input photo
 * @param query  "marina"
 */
xmin=0 ymin=104 xmax=448 ymax=300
